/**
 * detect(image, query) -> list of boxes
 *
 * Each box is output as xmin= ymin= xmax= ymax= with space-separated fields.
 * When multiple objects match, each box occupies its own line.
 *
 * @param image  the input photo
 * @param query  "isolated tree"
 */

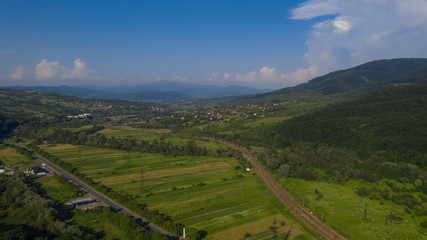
xmin=278 ymin=164 xmax=290 ymax=177
xmin=267 ymin=158 xmax=280 ymax=170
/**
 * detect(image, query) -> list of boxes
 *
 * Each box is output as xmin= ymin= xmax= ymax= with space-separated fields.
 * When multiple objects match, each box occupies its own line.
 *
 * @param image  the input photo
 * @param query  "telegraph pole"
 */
xmin=140 ymin=167 xmax=144 ymax=193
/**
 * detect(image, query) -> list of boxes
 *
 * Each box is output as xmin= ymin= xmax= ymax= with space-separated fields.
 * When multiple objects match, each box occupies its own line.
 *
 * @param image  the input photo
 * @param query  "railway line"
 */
xmin=174 ymin=134 xmax=346 ymax=240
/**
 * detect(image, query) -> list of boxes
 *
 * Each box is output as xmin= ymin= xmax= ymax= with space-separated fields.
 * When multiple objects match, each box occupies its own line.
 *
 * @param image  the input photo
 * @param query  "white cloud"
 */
xmin=35 ymin=59 xmax=64 ymax=80
xmin=10 ymin=65 xmax=29 ymax=80
xmin=223 ymin=72 xmax=230 ymax=80
xmin=235 ymin=71 xmax=257 ymax=82
xmin=219 ymin=66 xmax=318 ymax=88
xmin=291 ymin=0 xmax=427 ymax=75
xmin=62 ymin=58 xmax=93 ymax=79
xmin=171 ymin=75 xmax=187 ymax=81
xmin=34 ymin=58 xmax=96 ymax=80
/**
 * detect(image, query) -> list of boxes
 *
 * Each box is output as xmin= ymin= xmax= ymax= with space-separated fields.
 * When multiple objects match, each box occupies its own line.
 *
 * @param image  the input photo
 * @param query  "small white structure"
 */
xmin=0 ymin=166 xmax=6 ymax=174
xmin=26 ymin=166 xmax=49 ymax=175
xmin=246 ymin=168 xmax=251 ymax=172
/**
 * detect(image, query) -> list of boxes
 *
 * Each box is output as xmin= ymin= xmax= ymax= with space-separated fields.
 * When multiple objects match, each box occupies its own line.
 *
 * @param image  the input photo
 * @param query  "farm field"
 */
xmin=33 ymin=174 xmax=85 ymax=203
xmin=98 ymin=126 xmax=226 ymax=150
xmin=39 ymin=144 xmax=318 ymax=240
xmin=0 ymin=145 xmax=38 ymax=168
xmin=280 ymin=178 xmax=427 ymax=240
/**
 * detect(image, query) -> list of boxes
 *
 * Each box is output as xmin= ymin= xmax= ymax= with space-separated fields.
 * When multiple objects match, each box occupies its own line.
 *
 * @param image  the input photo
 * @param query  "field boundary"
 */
xmin=154 ymin=133 xmax=346 ymax=240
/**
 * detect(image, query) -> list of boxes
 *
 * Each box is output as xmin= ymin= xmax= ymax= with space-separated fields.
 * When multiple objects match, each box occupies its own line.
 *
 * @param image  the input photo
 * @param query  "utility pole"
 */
xmin=140 ymin=167 xmax=144 ymax=193
xmin=303 ymin=197 xmax=305 ymax=208
xmin=364 ymin=203 xmax=368 ymax=220
xmin=78 ymin=145 xmax=81 ymax=161
xmin=271 ymin=216 xmax=277 ymax=240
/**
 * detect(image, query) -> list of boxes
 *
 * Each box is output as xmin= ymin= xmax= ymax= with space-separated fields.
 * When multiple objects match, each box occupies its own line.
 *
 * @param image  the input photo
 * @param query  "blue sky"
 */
xmin=1 ymin=0 xmax=427 ymax=89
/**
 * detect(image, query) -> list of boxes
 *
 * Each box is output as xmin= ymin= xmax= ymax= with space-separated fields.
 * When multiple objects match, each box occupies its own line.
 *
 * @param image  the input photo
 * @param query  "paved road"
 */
xmin=173 ymin=134 xmax=346 ymax=240
xmin=7 ymin=141 xmax=177 ymax=240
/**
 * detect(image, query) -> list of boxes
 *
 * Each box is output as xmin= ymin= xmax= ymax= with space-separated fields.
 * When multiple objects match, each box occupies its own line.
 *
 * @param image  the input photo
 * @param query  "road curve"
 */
xmin=7 ymin=141 xmax=177 ymax=240
xmin=174 ymin=134 xmax=346 ymax=240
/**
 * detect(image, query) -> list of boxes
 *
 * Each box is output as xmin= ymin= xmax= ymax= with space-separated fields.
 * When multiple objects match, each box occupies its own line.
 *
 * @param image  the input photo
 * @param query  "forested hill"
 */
xmin=302 ymin=58 xmax=427 ymax=94
xmin=233 ymin=58 xmax=427 ymax=104
xmin=179 ymin=58 xmax=427 ymax=107
xmin=264 ymin=82 xmax=427 ymax=164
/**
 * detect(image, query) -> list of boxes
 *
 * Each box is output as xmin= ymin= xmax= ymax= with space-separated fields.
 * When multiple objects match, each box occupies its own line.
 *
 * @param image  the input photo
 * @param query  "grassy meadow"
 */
xmin=280 ymin=178 xmax=427 ymax=240
xmin=39 ymin=144 xmax=318 ymax=240
xmin=0 ymin=145 xmax=38 ymax=168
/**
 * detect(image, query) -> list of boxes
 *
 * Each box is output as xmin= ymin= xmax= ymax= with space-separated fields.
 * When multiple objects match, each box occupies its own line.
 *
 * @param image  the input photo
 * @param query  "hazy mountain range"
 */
xmin=3 ymin=80 xmax=273 ymax=101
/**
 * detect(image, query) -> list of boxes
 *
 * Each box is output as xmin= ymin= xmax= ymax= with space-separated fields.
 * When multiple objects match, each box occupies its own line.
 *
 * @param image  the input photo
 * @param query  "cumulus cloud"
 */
xmin=10 ymin=65 xmax=29 ymax=80
xmin=62 ymin=58 xmax=93 ymax=79
xmin=291 ymin=0 xmax=427 ymax=75
xmin=223 ymin=72 xmax=230 ymax=80
xmin=35 ymin=59 xmax=64 ymax=80
xmin=203 ymin=66 xmax=318 ymax=88
xmin=34 ymin=58 xmax=96 ymax=80
xmin=171 ymin=75 xmax=187 ymax=81
xmin=235 ymin=71 xmax=257 ymax=82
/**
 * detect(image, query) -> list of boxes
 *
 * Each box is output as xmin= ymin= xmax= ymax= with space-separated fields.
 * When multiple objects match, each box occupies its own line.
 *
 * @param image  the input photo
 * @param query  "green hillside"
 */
xmin=0 ymin=89 xmax=155 ymax=139
xmin=267 ymin=83 xmax=427 ymax=157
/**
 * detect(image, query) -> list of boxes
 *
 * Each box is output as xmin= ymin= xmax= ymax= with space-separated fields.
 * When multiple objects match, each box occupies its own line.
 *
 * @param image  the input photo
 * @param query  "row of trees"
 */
xmin=40 ymin=127 xmax=238 ymax=158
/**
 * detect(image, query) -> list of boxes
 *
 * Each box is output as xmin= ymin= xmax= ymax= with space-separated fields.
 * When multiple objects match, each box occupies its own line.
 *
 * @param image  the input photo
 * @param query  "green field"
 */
xmin=280 ymin=178 xmax=427 ymax=240
xmin=0 ymin=145 xmax=38 ymax=168
xmin=98 ymin=126 xmax=226 ymax=150
xmin=40 ymin=144 xmax=318 ymax=240
xmin=33 ymin=174 xmax=85 ymax=203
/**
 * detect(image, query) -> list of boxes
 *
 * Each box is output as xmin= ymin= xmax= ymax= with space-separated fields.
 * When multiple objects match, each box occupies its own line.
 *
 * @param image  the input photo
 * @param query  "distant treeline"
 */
xmin=36 ymin=125 xmax=239 ymax=158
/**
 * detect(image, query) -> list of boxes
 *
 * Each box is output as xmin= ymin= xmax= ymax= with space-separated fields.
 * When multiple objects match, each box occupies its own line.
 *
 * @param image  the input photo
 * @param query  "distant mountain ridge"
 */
xmin=4 ymin=80 xmax=272 ymax=101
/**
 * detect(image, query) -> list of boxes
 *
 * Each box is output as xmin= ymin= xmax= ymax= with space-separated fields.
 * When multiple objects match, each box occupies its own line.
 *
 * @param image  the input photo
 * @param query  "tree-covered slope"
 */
xmin=177 ymin=58 xmax=427 ymax=107
xmin=304 ymin=58 xmax=427 ymax=94
xmin=267 ymin=83 xmax=427 ymax=162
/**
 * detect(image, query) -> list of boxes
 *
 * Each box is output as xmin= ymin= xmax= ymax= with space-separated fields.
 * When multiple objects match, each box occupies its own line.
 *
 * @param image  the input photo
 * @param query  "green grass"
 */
xmin=243 ymin=116 xmax=291 ymax=128
xmin=0 ymin=145 xmax=38 ymax=168
xmin=72 ymin=209 xmax=133 ymax=240
xmin=98 ymin=126 xmax=226 ymax=150
xmin=279 ymin=178 xmax=427 ymax=240
xmin=32 ymin=175 xmax=84 ymax=203
xmin=39 ymin=144 xmax=318 ymax=240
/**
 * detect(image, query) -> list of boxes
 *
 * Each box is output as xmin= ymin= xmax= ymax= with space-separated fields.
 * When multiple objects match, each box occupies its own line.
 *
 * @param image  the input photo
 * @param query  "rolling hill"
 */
xmin=5 ymin=80 xmax=272 ymax=101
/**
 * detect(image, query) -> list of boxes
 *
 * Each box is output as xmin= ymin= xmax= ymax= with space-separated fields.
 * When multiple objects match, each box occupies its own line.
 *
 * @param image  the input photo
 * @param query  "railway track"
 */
xmin=173 ymin=134 xmax=346 ymax=240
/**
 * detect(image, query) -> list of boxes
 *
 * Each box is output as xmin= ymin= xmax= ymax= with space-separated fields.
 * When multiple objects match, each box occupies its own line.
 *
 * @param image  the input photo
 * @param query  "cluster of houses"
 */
xmin=0 ymin=165 xmax=50 ymax=177
xmin=25 ymin=166 xmax=50 ymax=176
xmin=66 ymin=113 xmax=92 ymax=119
xmin=0 ymin=166 xmax=14 ymax=176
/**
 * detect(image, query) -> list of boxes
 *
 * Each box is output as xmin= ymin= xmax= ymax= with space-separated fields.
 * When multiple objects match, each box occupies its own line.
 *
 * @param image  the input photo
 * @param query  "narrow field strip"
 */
xmin=177 ymin=203 xmax=247 ymax=221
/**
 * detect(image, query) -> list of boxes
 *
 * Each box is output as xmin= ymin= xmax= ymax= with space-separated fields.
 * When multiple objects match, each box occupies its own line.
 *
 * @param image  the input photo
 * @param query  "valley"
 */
xmin=1 ymin=58 xmax=426 ymax=240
